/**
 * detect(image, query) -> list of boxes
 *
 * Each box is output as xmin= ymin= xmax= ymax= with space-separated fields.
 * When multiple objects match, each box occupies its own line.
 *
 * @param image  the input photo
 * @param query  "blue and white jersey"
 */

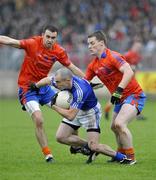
xmin=70 ymin=76 xmax=98 ymax=110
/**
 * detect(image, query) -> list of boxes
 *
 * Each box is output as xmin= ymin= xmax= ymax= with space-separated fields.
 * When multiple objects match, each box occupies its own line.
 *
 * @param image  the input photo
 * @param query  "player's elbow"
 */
xmin=65 ymin=109 xmax=78 ymax=121
xmin=66 ymin=112 xmax=76 ymax=121
xmin=125 ymin=66 xmax=134 ymax=79
xmin=129 ymin=68 xmax=134 ymax=77
xmin=127 ymin=64 xmax=134 ymax=77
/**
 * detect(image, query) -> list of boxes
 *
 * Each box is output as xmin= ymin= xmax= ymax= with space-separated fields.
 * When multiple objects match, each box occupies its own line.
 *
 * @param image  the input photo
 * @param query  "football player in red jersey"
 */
xmin=84 ymin=31 xmax=146 ymax=165
xmin=104 ymin=38 xmax=146 ymax=120
xmin=0 ymin=25 xmax=85 ymax=162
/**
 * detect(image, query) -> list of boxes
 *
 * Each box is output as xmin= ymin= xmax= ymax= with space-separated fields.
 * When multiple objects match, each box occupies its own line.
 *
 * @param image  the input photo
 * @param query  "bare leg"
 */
xmin=113 ymin=104 xmax=137 ymax=148
xmin=32 ymin=110 xmax=49 ymax=148
xmin=56 ymin=123 xmax=87 ymax=146
xmin=87 ymin=131 xmax=116 ymax=157
xmin=111 ymin=112 xmax=122 ymax=149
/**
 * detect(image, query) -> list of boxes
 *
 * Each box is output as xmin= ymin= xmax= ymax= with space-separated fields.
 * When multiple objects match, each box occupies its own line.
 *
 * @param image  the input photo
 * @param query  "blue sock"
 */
xmin=114 ymin=152 xmax=125 ymax=161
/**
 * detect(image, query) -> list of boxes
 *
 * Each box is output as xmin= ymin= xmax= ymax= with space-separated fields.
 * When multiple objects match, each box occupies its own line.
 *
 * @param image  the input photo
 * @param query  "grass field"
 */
xmin=0 ymin=98 xmax=156 ymax=180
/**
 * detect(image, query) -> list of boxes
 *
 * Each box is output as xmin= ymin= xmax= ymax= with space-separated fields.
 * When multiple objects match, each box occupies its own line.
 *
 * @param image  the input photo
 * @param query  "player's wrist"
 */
xmin=28 ymin=82 xmax=39 ymax=91
xmin=33 ymin=83 xmax=39 ymax=90
xmin=51 ymin=93 xmax=58 ymax=107
xmin=90 ymin=82 xmax=103 ymax=89
xmin=35 ymin=83 xmax=39 ymax=88
xmin=116 ymin=87 xmax=124 ymax=94
xmin=111 ymin=87 xmax=123 ymax=104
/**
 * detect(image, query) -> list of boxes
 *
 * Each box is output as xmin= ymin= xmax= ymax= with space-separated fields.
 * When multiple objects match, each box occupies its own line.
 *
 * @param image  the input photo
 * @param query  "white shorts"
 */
xmin=62 ymin=102 xmax=102 ymax=132
xmin=25 ymin=100 xmax=51 ymax=116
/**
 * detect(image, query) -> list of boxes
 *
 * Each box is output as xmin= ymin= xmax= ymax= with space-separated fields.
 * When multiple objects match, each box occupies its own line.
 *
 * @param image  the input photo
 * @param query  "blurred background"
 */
xmin=0 ymin=0 xmax=156 ymax=97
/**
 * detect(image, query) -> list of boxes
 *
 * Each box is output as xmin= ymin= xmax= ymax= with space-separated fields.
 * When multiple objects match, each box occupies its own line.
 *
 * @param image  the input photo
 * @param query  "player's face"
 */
xmin=55 ymin=75 xmax=71 ymax=90
xmin=42 ymin=30 xmax=57 ymax=49
xmin=87 ymin=37 xmax=104 ymax=56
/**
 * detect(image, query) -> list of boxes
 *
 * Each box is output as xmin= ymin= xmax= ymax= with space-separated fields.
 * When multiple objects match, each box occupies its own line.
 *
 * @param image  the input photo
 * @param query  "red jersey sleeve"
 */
xmin=110 ymin=51 xmax=126 ymax=70
xmin=57 ymin=48 xmax=71 ymax=67
xmin=85 ymin=61 xmax=96 ymax=80
xmin=20 ymin=38 xmax=36 ymax=52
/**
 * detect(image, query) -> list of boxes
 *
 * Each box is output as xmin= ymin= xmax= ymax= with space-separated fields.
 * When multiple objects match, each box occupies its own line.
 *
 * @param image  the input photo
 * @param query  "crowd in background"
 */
xmin=0 ymin=0 xmax=156 ymax=70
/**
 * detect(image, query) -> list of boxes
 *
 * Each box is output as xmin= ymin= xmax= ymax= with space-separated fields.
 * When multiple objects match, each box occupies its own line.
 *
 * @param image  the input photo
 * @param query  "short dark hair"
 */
xmin=88 ymin=30 xmax=107 ymax=45
xmin=43 ymin=25 xmax=58 ymax=33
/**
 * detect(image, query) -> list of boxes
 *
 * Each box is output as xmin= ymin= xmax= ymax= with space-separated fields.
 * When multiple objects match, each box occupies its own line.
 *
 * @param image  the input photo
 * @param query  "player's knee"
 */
xmin=36 ymin=120 xmax=43 ymax=129
xmin=56 ymin=134 xmax=66 ymax=144
xmin=111 ymin=123 xmax=116 ymax=132
xmin=88 ymin=141 xmax=99 ymax=152
xmin=114 ymin=122 xmax=123 ymax=132
xmin=33 ymin=114 xmax=44 ymax=128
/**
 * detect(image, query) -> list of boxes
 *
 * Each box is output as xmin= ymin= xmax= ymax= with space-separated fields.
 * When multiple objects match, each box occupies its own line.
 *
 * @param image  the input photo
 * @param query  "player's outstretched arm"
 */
xmin=36 ymin=77 xmax=51 ymax=88
xmin=28 ymin=77 xmax=51 ymax=91
xmin=0 ymin=35 xmax=20 ymax=48
xmin=67 ymin=63 xmax=85 ymax=78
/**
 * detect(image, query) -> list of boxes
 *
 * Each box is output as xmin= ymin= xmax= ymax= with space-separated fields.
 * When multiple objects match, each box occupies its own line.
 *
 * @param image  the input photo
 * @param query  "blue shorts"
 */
xmin=18 ymin=85 xmax=56 ymax=106
xmin=114 ymin=92 xmax=146 ymax=115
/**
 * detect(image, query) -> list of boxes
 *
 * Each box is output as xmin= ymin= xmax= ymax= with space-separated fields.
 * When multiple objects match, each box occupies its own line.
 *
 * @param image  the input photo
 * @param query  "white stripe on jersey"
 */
xmin=72 ymin=102 xmax=79 ymax=108
xmin=73 ymin=81 xmax=83 ymax=103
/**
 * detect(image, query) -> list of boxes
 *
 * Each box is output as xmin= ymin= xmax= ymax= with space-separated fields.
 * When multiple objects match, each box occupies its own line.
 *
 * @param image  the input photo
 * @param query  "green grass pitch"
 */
xmin=0 ymin=98 xmax=156 ymax=180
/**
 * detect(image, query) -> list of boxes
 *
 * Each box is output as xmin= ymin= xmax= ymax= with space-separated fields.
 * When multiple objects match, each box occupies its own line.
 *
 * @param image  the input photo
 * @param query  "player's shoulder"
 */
xmin=72 ymin=77 xmax=86 ymax=99
xmin=73 ymin=76 xmax=90 ymax=90
xmin=30 ymin=36 xmax=42 ymax=43
xmin=73 ymin=76 xmax=81 ymax=83
xmin=24 ymin=35 xmax=40 ymax=41
xmin=110 ymin=49 xmax=122 ymax=57
xmin=110 ymin=49 xmax=126 ymax=61
xmin=20 ymin=35 xmax=42 ymax=49
xmin=53 ymin=43 xmax=66 ymax=53
xmin=23 ymin=35 xmax=41 ymax=44
xmin=73 ymin=76 xmax=84 ymax=88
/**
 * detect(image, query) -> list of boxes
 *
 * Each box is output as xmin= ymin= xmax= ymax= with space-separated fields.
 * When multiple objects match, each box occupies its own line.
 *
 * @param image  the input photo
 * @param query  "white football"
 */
xmin=55 ymin=90 xmax=73 ymax=109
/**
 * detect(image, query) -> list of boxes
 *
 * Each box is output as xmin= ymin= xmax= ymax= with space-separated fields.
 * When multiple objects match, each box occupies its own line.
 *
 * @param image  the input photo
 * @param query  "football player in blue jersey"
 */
xmin=30 ymin=68 xmax=132 ymax=164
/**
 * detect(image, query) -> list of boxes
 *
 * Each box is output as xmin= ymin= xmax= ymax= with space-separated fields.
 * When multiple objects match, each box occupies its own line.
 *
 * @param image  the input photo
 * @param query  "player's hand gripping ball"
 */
xmin=51 ymin=90 xmax=73 ymax=109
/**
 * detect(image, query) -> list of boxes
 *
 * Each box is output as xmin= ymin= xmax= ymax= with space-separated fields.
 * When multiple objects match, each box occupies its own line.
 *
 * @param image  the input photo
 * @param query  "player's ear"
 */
xmin=100 ymin=41 xmax=104 ymax=46
xmin=42 ymin=33 xmax=45 ymax=37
